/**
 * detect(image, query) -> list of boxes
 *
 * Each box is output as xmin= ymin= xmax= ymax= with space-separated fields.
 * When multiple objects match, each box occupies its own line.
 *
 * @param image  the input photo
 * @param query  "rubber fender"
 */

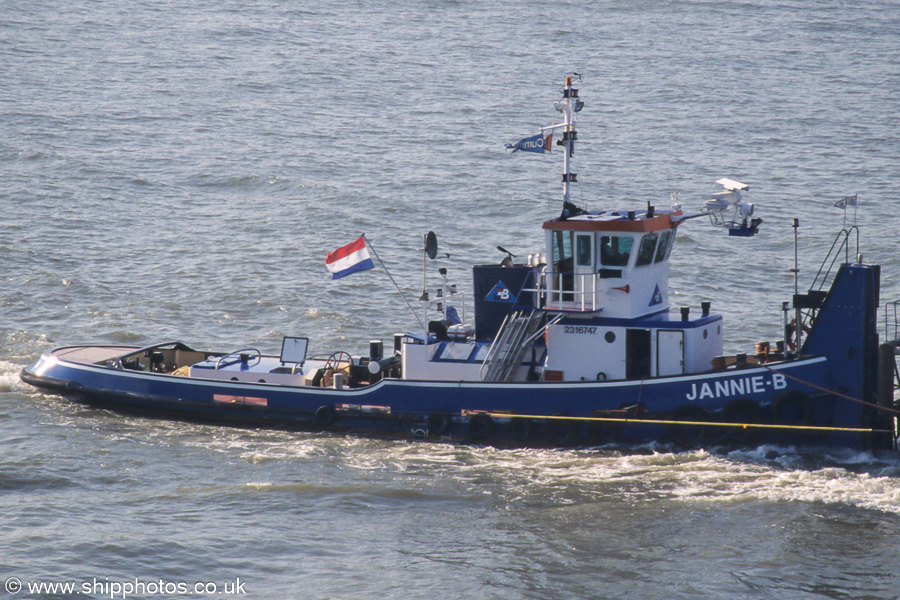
xmin=467 ymin=414 xmax=493 ymax=440
xmin=548 ymin=414 xmax=577 ymax=445
xmin=721 ymin=398 xmax=764 ymax=445
xmin=669 ymin=405 xmax=712 ymax=449
xmin=426 ymin=412 xmax=451 ymax=435
xmin=771 ymin=390 xmax=813 ymax=425
xmin=587 ymin=420 xmax=620 ymax=446
xmin=315 ymin=405 xmax=336 ymax=426
xmin=509 ymin=417 xmax=534 ymax=442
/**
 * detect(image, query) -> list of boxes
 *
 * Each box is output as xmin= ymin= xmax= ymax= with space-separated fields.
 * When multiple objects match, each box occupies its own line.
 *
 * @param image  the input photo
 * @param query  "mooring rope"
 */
xmin=482 ymin=412 xmax=892 ymax=434
xmin=758 ymin=362 xmax=900 ymax=417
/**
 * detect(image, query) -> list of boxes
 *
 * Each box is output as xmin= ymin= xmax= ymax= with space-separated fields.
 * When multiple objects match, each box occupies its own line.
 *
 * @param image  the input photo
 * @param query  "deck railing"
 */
xmin=520 ymin=270 xmax=602 ymax=312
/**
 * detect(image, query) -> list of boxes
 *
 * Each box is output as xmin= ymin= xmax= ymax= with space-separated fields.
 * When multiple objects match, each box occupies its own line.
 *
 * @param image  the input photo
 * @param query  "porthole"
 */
xmin=605 ymin=331 xmax=616 ymax=343
xmin=703 ymin=329 xmax=709 ymax=339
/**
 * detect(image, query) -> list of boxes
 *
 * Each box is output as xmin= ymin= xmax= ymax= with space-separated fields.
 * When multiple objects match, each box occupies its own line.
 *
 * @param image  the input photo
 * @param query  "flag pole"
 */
xmin=363 ymin=234 xmax=426 ymax=331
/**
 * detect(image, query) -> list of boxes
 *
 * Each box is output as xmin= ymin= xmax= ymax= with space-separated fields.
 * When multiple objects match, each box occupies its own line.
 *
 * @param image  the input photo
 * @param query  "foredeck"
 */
xmin=52 ymin=346 xmax=136 ymax=365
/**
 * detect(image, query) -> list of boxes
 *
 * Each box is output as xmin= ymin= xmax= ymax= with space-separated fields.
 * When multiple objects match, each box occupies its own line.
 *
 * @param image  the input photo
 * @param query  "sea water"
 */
xmin=2 ymin=1 xmax=900 ymax=598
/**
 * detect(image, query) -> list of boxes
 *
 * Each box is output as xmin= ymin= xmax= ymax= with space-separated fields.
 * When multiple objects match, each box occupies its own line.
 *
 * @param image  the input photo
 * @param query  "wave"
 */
xmin=161 ymin=425 xmax=900 ymax=514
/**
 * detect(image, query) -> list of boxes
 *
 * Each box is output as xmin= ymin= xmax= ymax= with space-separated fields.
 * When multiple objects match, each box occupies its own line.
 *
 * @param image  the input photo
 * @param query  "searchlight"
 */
xmin=702 ymin=178 xmax=762 ymax=237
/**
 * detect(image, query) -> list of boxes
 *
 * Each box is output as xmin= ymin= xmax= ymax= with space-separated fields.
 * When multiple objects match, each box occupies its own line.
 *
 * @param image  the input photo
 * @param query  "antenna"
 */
xmin=420 ymin=231 xmax=438 ymax=301
xmin=497 ymin=245 xmax=516 ymax=267
xmin=792 ymin=218 xmax=801 ymax=354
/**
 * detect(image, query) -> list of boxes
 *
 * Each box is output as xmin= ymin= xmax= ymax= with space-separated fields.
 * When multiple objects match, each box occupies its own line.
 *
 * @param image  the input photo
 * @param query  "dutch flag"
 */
xmin=325 ymin=236 xmax=375 ymax=280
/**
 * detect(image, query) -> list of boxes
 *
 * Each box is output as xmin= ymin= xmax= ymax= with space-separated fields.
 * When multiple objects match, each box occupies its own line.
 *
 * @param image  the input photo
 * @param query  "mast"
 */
xmin=542 ymin=75 xmax=581 ymax=206
xmin=561 ymin=76 xmax=577 ymax=205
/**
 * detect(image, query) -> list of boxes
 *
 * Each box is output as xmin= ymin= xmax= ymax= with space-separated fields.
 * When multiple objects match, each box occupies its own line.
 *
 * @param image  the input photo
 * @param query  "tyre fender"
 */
xmin=426 ymin=412 xmax=451 ymax=435
xmin=316 ymin=404 xmax=336 ymax=426
xmin=722 ymin=398 xmax=764 ymax=445
xmin=771 ymin=390 xmax=813 ymax=425
xmin=468 ymin=414 xmax=493 ymax=440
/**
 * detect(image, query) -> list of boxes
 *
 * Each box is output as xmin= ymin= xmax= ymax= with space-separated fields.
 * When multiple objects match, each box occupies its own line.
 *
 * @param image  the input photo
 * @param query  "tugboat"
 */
xmin=21 ymin=76 xmax=900 ymax=450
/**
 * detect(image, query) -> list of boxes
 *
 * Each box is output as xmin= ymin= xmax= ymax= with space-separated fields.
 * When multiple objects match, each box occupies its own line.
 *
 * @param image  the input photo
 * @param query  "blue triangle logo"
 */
xmin=486 ymin=280 xmax=517 ymax=303
xmin=649 ymin=284 xmax=663 ymax=306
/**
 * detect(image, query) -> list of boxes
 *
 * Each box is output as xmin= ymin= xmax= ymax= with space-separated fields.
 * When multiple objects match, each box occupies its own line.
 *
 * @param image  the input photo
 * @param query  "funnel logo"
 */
xmin=649 ymin=284 xmax=663 ymax=306
xmin=486 ymin=281 xmax=517 ymax=303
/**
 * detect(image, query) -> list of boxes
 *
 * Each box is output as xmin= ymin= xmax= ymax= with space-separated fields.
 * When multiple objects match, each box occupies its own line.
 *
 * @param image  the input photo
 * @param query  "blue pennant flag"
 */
xmin=506 ymin=133 xmax=552 ymax=154
xmin=834 ymin=195 xmax=857 ymax=209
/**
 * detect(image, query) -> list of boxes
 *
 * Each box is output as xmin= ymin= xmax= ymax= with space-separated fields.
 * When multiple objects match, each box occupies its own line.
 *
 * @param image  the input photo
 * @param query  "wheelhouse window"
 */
xmin=552 ymin=231 xmax=573 ymax=270
xmin=600 ymin=235 xmax=633 ymax=267
xmin=654 ymin=230 xmax=672 ymax=263
xmin=635 ymin=233 xmax=658 ymax=267
xmin=576 ymin=234 xmax=593 ymax=267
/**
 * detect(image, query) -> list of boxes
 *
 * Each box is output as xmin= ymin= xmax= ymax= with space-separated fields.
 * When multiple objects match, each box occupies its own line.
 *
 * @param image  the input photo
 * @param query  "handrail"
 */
xmin=214 ymin=348 xmax=261 ymax=370
xmin=523 ymin=313 xmax=564 ymax=347
xmin=520 ymin=269 xmax=602 ymax=312
xmin=810 ymin=226 xmax=859 ymax=292
xmin=479 ymin=311 xmax=514 ymax=380
xmin=479 ymin=309 xmax=542 ymax=382
xmin=885 ymin=300 xmax=900 ymax=343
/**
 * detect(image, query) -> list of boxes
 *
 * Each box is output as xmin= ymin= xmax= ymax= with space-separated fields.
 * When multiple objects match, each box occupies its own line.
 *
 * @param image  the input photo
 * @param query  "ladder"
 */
xmin=481 ymin=310 xmax=558 ymax=382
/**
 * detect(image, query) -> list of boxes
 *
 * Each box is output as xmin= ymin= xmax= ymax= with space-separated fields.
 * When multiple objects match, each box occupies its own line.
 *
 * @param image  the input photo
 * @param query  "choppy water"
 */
xmin=3 ymin=0 xmax=900 ymax=598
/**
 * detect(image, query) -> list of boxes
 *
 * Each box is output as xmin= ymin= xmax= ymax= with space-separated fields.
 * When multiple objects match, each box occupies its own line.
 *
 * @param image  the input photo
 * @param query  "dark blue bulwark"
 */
xmin=19 ymin=340 xmax=867 ymax=448
xmin=801 ymin=263 xmax=886 ymax=435
xmin=472 ymin=264 xmax=538 ymax=341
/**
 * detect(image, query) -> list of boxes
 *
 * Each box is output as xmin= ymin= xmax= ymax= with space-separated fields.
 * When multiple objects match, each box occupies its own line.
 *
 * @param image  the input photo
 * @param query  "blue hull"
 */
xmin=20 ymin=348 xmax=883 ymax=449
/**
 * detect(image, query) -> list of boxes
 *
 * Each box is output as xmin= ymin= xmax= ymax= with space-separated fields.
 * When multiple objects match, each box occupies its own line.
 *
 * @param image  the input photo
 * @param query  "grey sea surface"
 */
xmin=2 ymin=1 xmax=900 ymax=598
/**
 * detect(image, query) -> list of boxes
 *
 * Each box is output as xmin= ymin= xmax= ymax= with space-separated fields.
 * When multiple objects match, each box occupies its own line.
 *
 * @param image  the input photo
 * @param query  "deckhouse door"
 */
xmin=657 ymin=329 xmax=684 ymax=376
xmin=552 ymin=231 xmax=574 ymax=302
xmin=626 ymin=329 xmax=651 ymax=379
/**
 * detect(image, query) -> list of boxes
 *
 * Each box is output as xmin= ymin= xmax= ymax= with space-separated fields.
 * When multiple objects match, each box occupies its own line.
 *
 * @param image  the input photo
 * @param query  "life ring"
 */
xmin=771 ymin=390 xmax=813 ymax=425
xmin=669 ymin=405 xmax=712 ymax=448
xmin=509 ymin=417 xmax=534 ymax=442
xmin=468 ymin=414 xmax=494 ymax=440
xmin=315 ymin=405 xmax=336 ymax=426
xmin=426 ymin=412 xmax=451 ymax=435
xmin=721 ymin=398 xmax=764 ymax=445
xmin=785 ymin=320 xmax=811 ymax=351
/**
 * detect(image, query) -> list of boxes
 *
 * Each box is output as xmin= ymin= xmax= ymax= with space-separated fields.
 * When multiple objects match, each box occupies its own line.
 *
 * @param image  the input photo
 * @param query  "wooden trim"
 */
xmin=542 ymin=212 xmax=680 ymax=233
